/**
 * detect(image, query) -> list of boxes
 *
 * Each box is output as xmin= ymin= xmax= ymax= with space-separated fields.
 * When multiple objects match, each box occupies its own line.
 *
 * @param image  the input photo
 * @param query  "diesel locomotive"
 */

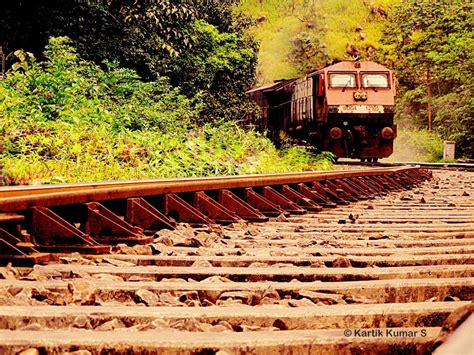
xmin=247 ymin=61 xmax=397 ymax=162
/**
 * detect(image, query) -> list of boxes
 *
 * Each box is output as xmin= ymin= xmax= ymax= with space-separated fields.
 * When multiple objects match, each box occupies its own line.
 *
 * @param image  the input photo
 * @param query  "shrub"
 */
xmin=1 ymin=37 xmax=332 ymax=185
xmin=0 ymin=37 xmax=196 ymax=133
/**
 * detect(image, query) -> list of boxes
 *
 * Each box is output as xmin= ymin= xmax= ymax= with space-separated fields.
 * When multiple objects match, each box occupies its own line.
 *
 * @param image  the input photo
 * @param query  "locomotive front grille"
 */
xmin=337 ymin=104 xmax=384 ymax=114
xmin=327 ymin=113 xmax=394 ymax=127
xmin=328 ymin=105 xmax=394 ymax=114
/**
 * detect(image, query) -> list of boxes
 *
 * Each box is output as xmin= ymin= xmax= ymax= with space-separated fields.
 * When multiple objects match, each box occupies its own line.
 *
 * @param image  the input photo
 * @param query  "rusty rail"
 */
xmin=0 ymin=166 xmax=431 ymax=264
xmin=336 ymin=160 xmax=474 ymax=171
xmin=0 ymin=166 xmax=422 ymax=209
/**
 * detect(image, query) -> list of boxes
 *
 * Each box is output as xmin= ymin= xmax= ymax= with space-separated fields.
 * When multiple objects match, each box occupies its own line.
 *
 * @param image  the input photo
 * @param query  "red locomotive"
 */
xmin=247 ymin=61 xmax=397 ymax=162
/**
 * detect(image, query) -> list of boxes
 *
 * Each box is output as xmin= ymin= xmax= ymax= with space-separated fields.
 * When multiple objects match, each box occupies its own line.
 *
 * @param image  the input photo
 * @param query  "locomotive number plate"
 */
xmin=338 ymin=105 xmax=384 ymax=114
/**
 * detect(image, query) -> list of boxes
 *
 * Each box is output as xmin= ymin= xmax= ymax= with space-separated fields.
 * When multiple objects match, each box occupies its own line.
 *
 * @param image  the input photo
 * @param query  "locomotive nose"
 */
xmin=329 ymin=127 xmax=343 ymax=140
xmin=381 ymin=127 xmax=395 ymax=140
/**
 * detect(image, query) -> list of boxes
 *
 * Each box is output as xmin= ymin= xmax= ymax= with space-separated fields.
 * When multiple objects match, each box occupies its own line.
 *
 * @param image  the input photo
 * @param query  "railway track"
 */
xmin=336 ymin=159 xmax=474 ymax=171
xmin=0 ymin=166 xmax=472 ymax=354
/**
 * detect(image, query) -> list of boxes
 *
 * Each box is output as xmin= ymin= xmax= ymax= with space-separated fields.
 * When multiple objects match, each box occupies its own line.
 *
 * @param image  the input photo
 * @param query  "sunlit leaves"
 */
xmin=380 ymin=0 xmax=473 ymax=157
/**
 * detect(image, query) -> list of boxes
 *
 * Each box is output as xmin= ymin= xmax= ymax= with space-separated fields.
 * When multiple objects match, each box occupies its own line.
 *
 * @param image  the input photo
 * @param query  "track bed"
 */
xmin=0 ymin=169 xmax=472 ymax=354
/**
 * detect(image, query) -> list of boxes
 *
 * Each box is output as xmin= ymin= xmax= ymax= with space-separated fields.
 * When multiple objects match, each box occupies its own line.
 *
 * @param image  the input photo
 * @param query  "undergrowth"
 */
xmin=388 ymin=128 xmax=444 ymax=162
xmin=0 ymin=37 xmax=332 ymax=185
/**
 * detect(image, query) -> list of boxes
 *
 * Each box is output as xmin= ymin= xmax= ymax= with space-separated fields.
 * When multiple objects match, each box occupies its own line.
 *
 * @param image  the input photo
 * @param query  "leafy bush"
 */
xmin=1 ymin=1 xmax=258 ymax=123
xmin=0 ymin=37 xmax=196 ymax=133
xmin=172 ymin=20 xmax=258 ymax=122
xmin=0 ymin=37 xmax=332 ymax=185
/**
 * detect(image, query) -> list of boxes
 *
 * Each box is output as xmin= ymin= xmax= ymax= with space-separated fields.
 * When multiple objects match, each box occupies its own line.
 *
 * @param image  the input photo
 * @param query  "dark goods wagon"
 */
xmin=247 ymin=61 xmax=397 ymax=162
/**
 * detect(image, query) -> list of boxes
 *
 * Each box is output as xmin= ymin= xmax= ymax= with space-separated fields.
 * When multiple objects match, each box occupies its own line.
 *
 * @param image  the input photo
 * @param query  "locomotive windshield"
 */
xmin=329 ymin=73 xmax=356 ymax=88
xmin=361 ymin=73 xmax=389 ymax=88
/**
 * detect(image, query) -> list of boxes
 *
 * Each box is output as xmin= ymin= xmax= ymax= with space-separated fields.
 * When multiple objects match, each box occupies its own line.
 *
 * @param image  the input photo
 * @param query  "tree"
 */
xmin=0 ymin=0 xmax=258 ymax=121
xmin=380 ymin=0 xmax=473 ymax=157
xmin=171 ymin=21 xmax=257 ymax=121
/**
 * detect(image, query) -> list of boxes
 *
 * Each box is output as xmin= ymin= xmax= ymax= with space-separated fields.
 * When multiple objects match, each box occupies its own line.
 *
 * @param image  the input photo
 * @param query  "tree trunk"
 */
xmin=427 ymin=67 xmax=432 ymax=131
xmin=0 ymin=47 xmax=5 ymax=80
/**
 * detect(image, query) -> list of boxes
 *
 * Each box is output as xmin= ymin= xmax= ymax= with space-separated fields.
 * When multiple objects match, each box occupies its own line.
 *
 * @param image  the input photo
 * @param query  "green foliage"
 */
xmin=0 ymin=0 xmax=258 ymax=123
xmin=380 ymin=0 xmax=473 ymax=157
xmin=172 ymin=20 xmax=258 ymax=121
xmin=0 ymin=37 xmax=332 ymax=185
xmin=388 ymin=129 xmax=443 ymax=163
xmin=0 ymin=37 xmax=195 ymax=132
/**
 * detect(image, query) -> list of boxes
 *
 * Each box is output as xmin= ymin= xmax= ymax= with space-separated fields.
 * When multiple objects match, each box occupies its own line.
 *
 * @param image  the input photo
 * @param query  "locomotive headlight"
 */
xmin=329 ymin=127 xmax=343 ymax=140
xmin=381 ymin=127 xmax=394 ymax=140
xmin=353 ymin=91 xmax=368 ymax=101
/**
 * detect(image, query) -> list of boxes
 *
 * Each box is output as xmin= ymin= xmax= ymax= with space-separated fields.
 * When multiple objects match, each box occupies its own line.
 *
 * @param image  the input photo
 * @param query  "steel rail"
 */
xmin=0 ymin=166 xmax=419 ymax=212
xmin=393 ymin=162 xmax=474 ymax=170
xmin=336 ymin=160 xmax=474 ymax=171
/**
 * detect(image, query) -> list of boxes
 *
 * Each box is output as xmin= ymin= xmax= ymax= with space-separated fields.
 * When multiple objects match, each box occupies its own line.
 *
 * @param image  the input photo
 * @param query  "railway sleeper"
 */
xmin=2 ymin=278 xmax=471 ymax=305
xmin=322 ymin=180 xmax=358 ymax=202
xmin=0 ymin=213 xmax=50 ymax=265
xmin=217 ymin=189 xmax=268 ymax=222
xmin=261 ymin=186 xmax=307 ymax=215
xmin=29 ymin=207 xmax=109 ymax=254
xmin=243 ymin=187 xmax=287 ymax=217
xmin=355 ymin=177 xmax=383 ymax=197
xmin=0 ymin=328 xmax=441 ymax=355
xmin=297 ymin=183 xmax=337 ymax=208
xmin=125 ymin=197 xmax=176 ymax=234
xmin=312 ymin=182 xmax=350 ymax=205
xmin=34 ymin=263 xmax=474 ymax=283
xmin=279 ymin=185 xmax=322 ymax=212
xmin=193 ymin=191 xmax=241 ymax=224
xmin=361 ymin=176 xmax=388 ymax=195
xmin=0 ymin=302 xmax=467 ymax=331
xmin=83 ymin=202 xmax=152 ymax=245
xmin=339 ymin=178 xmax=373 ymax=199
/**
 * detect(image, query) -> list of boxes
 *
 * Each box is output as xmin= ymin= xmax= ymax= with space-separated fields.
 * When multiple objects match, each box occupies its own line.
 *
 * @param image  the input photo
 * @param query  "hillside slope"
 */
xmin=237 ymin=0 xmax=395 ymax=84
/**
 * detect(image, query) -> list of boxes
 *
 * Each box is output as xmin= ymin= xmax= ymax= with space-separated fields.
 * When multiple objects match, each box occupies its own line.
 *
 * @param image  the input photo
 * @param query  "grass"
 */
xmin=387 ymin=128 xmax=444 ymax=162
xmin=1 ymin=122 xmax=334 ymax=185
xmin=236 ymin=1 xmax=303 ymax=82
